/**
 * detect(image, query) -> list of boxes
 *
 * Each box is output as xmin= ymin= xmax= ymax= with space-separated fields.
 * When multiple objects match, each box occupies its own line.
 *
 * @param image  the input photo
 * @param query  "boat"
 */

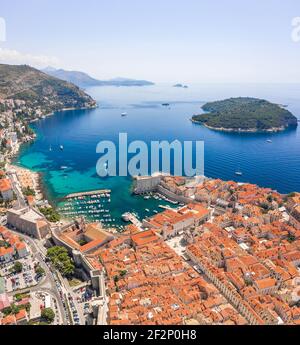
xmin=49 ymin=145 xmax=52 ymax=152
xmin=162 ymin=103 xmax=170 ymax=107
xmin=235 ymin=171 xmax=243 ymax=176
xmin=266 ymin=139 xmax=272 ymax=143
xmin=121 ymin=112 xmax=127 ymax=117
xmin=145 ymin=208 xmax=150 ymax=212
xmin=122 ymin=213 xmax=130 ymax=222
xmin=61 ymin=166 xmax=68 ymax=170
xmin=144 ymin=195 xmax=150 ymax=200
xmin=60 ymin=145 xmax=64 ymax=150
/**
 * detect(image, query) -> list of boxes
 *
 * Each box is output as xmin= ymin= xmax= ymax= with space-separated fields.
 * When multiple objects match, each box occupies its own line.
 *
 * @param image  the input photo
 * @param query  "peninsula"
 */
xmin=0 ymin=64 xmax=96 ymax=120
xmin=192 ymin=97 xmax=298 ymax=132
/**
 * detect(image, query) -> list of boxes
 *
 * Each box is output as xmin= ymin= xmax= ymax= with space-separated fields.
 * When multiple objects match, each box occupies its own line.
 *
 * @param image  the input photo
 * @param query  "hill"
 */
xmin=192 ymin=97 xmax=298 ymax=132
xmin=42 ymin=67 xmax=155 ymax=88
xmin=0 ymin=64 xmax=96 ymax=117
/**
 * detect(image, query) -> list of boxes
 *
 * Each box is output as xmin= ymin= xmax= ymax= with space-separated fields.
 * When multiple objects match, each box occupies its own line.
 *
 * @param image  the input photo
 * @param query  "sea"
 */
xmin=14 ymin=83 xmax=300 ymax=228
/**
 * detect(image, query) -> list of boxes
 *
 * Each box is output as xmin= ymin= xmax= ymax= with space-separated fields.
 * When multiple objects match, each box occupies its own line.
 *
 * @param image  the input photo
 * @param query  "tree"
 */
xmin=288 ymin=234 xmax=296 ymax=243
xmin=35 ymin=264 xmax=45 ymax=276
xmin=47 ymin=246 xmax=75 ymax=277
xmin=13 ymin=261 xmax=23 ymax=273
xmin=41 ymin=307 xmax=55 ymax=323
xmin=120 ymin=270 xmax=127 ymax=277
xmin=23 ymin=186 xmax=36 ymax=197
xmin=39 ymin=207 xmax=61 ymax=223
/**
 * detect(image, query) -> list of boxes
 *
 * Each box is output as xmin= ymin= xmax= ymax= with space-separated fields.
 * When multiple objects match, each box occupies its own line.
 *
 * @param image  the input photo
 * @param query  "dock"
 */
xmin=124 ymin=212 xmax=143 ymax=229
xmin=63 ymin=189 xmax=111 ymax=200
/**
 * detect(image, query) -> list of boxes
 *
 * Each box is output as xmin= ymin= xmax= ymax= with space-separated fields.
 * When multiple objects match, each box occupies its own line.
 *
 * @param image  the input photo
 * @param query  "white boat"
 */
xmin=266 ymin=139 xmax=272 ymax=143
xmin=122 ymin=213 xmax=130 ymax=222
xmin=235 ymin=171 xmax=243 ymax=176
xmin=60 ymin=145 xmax=64 ymax=150
xmin=121 ymin=112 xmax=127 ymax=117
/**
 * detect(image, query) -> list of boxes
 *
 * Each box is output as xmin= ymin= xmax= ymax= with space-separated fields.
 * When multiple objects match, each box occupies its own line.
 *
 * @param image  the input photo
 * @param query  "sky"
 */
xmin=1 ymin=0 xmax=300 ymax=83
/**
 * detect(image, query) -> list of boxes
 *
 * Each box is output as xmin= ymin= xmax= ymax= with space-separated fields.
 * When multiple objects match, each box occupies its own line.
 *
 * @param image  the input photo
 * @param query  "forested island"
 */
xmin=191 ymin=97 xmax=298 ymax=132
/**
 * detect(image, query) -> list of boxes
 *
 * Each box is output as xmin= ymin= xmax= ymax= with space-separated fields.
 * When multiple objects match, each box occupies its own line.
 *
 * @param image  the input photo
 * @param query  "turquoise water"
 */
xmin=15 ymin=83 xmax=300 ymax=225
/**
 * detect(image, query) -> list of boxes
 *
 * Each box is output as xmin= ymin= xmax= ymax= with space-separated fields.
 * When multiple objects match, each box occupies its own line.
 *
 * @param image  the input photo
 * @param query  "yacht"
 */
xmin=121 ymin=112 xmax=127 ymax=117
xmin=266 ymin=139 xmax=272 ymax=143
xmin=235 ymin=171 xmax=243 ymax=176
xmin=122 ymin=213 xmax=130 ymax=222
xmin=60 ymin=145 xmax=64 ymax=150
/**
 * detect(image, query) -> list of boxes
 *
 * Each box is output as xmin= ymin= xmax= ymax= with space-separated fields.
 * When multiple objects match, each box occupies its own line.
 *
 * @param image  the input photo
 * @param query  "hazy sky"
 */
xmin=1 ymin=0 xmax=300 ymax=83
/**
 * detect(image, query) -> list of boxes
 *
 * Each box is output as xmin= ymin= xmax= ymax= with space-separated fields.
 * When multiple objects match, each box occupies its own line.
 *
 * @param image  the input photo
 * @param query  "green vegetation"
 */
xmin=0 ymin=64 xmax=96 ymax=119
xmin=192 ymin=97 xmax=298 ymax=131
xmin=2 ymin=302 xmax=30 ymax=316
xmin=78 ymin=238 xmax=88 ymax=246
xmin=68 ymin=277 xmax=83 ymax=287
xmin=12 ymin=261 xmax=23 ymax=273
xmin=14 ymin=292 xmax=30 ymax=302
xmin=288 ymin=234 xmax=296 ymax=243
xmin=34 ymin=264 xmax=45 ymax=277
xmin=39 ymin=206 xmax=61 ymax=223
xmin=41 ymin=307 xmax=55 ymax=323
xmin=120 ymin=270 xmax=127 ymax=277
xmin=46 ymin=246 xmax=75 ymax=277
xmin=23 ymin=186 xmax=36 ymax=197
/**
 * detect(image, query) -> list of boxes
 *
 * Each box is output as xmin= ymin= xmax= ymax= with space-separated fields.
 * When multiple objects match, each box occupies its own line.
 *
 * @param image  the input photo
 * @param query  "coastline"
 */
xmin=29 ymin=103 xmax=98 ymax=123
xmin=190 ymin=118 xmax=289 ymax=133
xmin=8 ymin=103 xmax=98 ymax=206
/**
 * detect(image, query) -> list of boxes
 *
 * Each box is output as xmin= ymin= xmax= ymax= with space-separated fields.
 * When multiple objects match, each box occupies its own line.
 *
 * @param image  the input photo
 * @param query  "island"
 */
xmin=191 ymin=97 xmax=298 ymax=132
xmin=173 ymin=83 xmax=188 ymax=88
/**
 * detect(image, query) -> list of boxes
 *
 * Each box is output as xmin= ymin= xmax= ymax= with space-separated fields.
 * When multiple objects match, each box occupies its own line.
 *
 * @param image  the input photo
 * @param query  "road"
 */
xmin=5 ymin=228 xmax=68 ymax=324
xmin=7 ymin=169 xmax=27 ymax=207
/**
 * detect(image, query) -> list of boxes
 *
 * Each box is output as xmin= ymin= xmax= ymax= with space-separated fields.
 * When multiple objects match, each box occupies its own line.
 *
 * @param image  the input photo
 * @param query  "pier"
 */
xmin=63 ymin=189 xmax=111 ymax=200
xmin=123 ymin=212 xmax=143 ymax=230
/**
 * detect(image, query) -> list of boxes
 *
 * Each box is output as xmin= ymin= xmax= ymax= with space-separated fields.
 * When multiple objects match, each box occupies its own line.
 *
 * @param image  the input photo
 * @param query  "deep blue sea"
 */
xmin=15 ymin=83 xmax=300 ymax=226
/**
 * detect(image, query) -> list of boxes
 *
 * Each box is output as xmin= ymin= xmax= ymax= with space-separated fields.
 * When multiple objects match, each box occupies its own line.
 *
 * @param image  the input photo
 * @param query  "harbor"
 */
xmin=57 ymin=188 xmax=179 ymax=231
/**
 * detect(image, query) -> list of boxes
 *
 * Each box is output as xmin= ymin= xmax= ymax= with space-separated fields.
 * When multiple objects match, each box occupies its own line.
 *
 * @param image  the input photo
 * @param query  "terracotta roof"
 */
xmin=0 ymin=179 xmax=12 ymax=192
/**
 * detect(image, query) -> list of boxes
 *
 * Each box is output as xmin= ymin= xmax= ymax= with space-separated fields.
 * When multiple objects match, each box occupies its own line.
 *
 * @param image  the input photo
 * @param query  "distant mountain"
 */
xmin=42 ymin=67 xmax=155 ymax=88
xmin=0 ymin=64 xmax=96 ymax=117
